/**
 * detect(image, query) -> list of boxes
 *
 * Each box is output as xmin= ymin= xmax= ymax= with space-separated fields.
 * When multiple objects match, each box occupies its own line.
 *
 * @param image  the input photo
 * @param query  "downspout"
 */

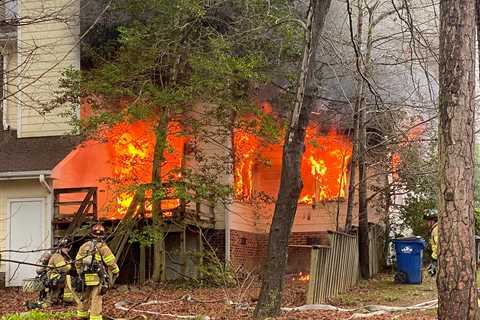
xmin=2 ymin=102 xmax=7 ymax=130
xmin=225 ymin=204 xmax=231 ymax=264
xmin=39 ymin=174 xmax=52 ymax=193
xmin=39 ymin=174 xmax=54 ymax=247
xmin=225 ymin=116 xmax=235 ymax=266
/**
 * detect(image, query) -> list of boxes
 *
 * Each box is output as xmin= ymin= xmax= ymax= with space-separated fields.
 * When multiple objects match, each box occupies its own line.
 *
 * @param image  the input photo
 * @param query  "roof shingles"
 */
xmin=0 ymin=130 xmax=81 ymax=173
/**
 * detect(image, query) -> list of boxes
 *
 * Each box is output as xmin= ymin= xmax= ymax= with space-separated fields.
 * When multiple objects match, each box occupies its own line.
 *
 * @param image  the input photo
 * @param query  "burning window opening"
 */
xmin=299 ymin=128 xmax=352 ymax=204
xmin=233 ymin=129 xmax=258 ymax=200
xmin=105 ymin=120 xmax=185 ymax=220
xmin=234 ymin=126 xmax=352 ymax=205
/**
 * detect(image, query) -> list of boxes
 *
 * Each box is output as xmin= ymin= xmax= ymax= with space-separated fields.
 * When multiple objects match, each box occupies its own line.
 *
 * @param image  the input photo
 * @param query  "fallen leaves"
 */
xmin=0 ymin=279 xmax=436 ymax=319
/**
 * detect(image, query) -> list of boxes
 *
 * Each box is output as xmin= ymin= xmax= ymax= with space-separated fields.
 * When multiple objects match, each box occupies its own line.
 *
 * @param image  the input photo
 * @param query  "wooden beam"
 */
xmin=139 ymin=244 xmax=146 ymax=285
xmin=180 ymin=227 xmax=187 ymax=278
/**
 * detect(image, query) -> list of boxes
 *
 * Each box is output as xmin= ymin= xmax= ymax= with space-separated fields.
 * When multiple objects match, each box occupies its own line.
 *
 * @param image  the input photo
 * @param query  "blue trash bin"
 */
xmin=393 ymin=237 xmax=426 ymax=284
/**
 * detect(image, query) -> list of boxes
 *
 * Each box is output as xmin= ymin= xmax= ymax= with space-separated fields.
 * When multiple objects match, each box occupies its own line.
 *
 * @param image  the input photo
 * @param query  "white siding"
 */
xmin=0 ymin=180 xmax=50 ymax=273
xmin=16 ymin=0 xmax=80 ymax=137
xmin=229 ymin=167 xmax=383 ymax=234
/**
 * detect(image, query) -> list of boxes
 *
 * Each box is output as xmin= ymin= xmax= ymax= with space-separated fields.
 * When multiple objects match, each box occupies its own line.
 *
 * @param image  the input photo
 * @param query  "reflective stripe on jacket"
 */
xmin=47 ymin=252 xmax=71 ymax=280
xmin=430 ymin=223 xmax=439 ymax=260
xmin=76 ymin=241 xmax=120 ymax=279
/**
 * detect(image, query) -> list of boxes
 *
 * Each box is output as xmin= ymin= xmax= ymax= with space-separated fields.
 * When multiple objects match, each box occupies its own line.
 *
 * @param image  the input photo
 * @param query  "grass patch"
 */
xmin=329 ymin=272 xmax=437 ymax=307
xmin=1 ymin=311 xmax=74 ymax=320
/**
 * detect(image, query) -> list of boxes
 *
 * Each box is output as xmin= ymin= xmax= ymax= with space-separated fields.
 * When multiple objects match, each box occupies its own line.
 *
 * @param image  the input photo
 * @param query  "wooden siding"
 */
xmin=16 ymin=0 xmax=80 ymax=137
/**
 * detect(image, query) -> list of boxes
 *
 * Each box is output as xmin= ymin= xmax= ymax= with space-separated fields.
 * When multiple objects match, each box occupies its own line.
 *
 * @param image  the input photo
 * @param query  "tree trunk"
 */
xmin=352 ymin=0 xmax=377 ymax=279
xmin=336 ymin=151 xmax=348 ymax=231
xmin=0 ymin=106 xmax=3 ymax=131
xmin=477 ymin=0 xmax=480 ymax=59
xmin=139 ymin=244 xmax=146 ymax=285
xmin=0 ymin=54 xmax=4 ymax=132
xmin=345 ymin=111 xmax=358 ymax=233
xmin=357 ymin=96 xmax=369 ymax=279
xmin=253 ymin=1 xmax=331 ymax=318
xmin=437 ymin=0 xmax=477 ymax=319
xmin=381 ymin=171 xmax=391 ymax=265
xmin=345 ymin=0 xmax=364 ymax=234
xmin=151 ymin=111 xmax=169 ymax=282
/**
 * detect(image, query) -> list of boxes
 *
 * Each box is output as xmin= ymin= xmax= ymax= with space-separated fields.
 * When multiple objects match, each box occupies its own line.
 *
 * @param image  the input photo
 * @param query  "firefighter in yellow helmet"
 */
xmin=26 ymin=238 xmax=74 ymax=309
xmin=74 ymin=223 xmax=119 ymax=320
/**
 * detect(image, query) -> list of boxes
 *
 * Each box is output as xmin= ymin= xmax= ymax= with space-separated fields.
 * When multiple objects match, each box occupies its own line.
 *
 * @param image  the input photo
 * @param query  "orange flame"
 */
xmin=391 ymin=119 xmax=425 ymax=179
xmin=300 ymin=128 xmax=352 ymax=204
xmin=105 ymin=120 xmax=184 ymax=219
xmin=297 ymin=272 xmax=310 ymax=282
xmin=234 ymin=130 xmax=258 ymax=200
xmin=234 ymin=125 xmax=352 ymax=204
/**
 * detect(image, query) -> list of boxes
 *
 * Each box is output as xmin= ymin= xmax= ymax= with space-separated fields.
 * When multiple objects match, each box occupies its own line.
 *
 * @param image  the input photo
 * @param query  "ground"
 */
xmin=0 ymin=273 xmax=437 ymax=319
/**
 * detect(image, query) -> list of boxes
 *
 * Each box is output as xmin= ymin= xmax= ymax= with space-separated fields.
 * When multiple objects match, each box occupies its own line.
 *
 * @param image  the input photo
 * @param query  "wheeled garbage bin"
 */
xmin=393 ymin=237 xmax=426 ymax=284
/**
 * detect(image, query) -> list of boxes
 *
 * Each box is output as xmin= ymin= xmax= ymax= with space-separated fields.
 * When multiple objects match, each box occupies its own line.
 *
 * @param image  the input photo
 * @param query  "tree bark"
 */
xmin=0 ymin=106 xmax=3 ymax=131
xmin=345 ymin=0 xmax=363 ymax=234
xmin=345 ymin=110 xmax=358 ymax=233
xmin=357 ymin=94 xmax=369 ymax=279
xmin=0 ymin=54 xmax=4 ymax=132
xmin=477 ymin=0 xmax=480 ymax=59
xmin=437 ymin=0 xmax=477 ymax=319
xmin=151 ymin=110 xmax=169 ymax=282
xmin=253 ymin=1 xmax=331 ymax=318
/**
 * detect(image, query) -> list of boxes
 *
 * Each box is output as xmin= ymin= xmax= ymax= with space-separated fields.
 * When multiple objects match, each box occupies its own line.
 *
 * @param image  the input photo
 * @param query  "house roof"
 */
xmin=0 ymin=130 xmax=81 ymax=174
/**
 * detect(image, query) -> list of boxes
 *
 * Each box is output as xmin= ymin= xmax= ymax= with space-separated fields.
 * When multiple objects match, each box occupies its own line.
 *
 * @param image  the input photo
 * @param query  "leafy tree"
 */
xmin=53 ymin=0 xmax=302 ymax=282
xmin=254 ymin=0 xmax=332 ymax=318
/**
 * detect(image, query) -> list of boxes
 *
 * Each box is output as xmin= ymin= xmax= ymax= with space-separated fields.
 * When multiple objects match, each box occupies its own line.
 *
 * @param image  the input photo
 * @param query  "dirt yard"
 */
xmin=0 ymin=273 xmax=438 ymax=319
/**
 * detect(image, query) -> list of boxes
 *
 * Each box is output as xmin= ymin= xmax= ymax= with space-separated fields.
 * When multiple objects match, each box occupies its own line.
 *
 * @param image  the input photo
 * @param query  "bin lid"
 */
xmin=393 ymin=236 xmax=426 ymax=248
xmin=393 ymin=236 xmax=424 ymax=242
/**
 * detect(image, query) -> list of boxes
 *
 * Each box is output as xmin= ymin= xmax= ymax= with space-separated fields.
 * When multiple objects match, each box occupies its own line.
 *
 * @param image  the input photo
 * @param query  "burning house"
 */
xmin=0 ymin=0 xmax=384 ymax=287
xmin=227 ymin=105 xmax=384 ymax=272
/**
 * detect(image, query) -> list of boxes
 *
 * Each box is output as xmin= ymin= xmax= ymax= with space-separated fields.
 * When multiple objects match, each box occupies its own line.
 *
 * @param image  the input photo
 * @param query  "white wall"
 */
xmin=0 ymin=179 xmax=50 ymax=273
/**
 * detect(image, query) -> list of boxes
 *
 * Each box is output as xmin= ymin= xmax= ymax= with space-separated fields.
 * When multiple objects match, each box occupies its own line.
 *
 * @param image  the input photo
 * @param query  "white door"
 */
xmin=7 ymin=198 xmax=45 ymax=287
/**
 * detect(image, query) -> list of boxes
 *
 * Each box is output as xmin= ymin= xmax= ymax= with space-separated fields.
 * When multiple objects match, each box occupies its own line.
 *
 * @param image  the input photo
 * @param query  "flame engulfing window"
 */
xmin=105 ymin=120 xmax=185 ymax=219
xmin=234 ymin=126 xmax=352 ymax=204
xmin=299 ymin=128 xmax=352 ymax=204
xmin=233 ymin=130 xmax=258 ymax=200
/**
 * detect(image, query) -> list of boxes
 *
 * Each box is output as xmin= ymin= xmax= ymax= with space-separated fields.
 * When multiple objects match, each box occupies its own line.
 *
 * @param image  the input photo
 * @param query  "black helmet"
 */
xmin=57 ymin=238 xmax=70 ymax=247
xmin=91 ymin=223 xmax=106 ymax=238
xmin=424 ymin=209 xmax=438 ymax=221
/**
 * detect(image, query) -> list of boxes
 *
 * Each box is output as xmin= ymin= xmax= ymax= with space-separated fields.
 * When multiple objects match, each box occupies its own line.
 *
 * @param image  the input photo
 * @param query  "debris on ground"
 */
xmin=0 ymin=275 xmax=437 ymax=319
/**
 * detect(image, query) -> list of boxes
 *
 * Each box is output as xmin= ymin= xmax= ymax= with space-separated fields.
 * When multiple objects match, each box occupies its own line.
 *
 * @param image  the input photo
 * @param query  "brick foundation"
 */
xmin=230 ymin=230 xmax=268 ymax=270
xmin=204 ymin=229 xmax=331 ymax=273
xmin=229 ymin=229 xmax=329 ymax=273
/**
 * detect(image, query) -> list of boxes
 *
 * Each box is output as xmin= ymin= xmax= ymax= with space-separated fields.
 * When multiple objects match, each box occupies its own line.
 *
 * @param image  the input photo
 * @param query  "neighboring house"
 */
xmin=0 ymin=0 xmax=80 ymax=286
xmin=0 ymin=0 xmax=383 ymax=286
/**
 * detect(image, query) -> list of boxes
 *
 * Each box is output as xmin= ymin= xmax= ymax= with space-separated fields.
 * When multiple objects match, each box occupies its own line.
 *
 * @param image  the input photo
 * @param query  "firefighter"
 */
xmin=74 ymin=223 xmax=119 ymax=320
xmin=424 ymin=210 xmax=438 ymax=276
xmin=26 ymin=238 xmax=73 ymax=309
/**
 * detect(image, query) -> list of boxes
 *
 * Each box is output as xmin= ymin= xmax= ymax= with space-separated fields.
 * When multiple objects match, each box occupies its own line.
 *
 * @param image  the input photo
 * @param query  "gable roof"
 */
xmin=0 ymin=130 xmax=81 ymax=174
